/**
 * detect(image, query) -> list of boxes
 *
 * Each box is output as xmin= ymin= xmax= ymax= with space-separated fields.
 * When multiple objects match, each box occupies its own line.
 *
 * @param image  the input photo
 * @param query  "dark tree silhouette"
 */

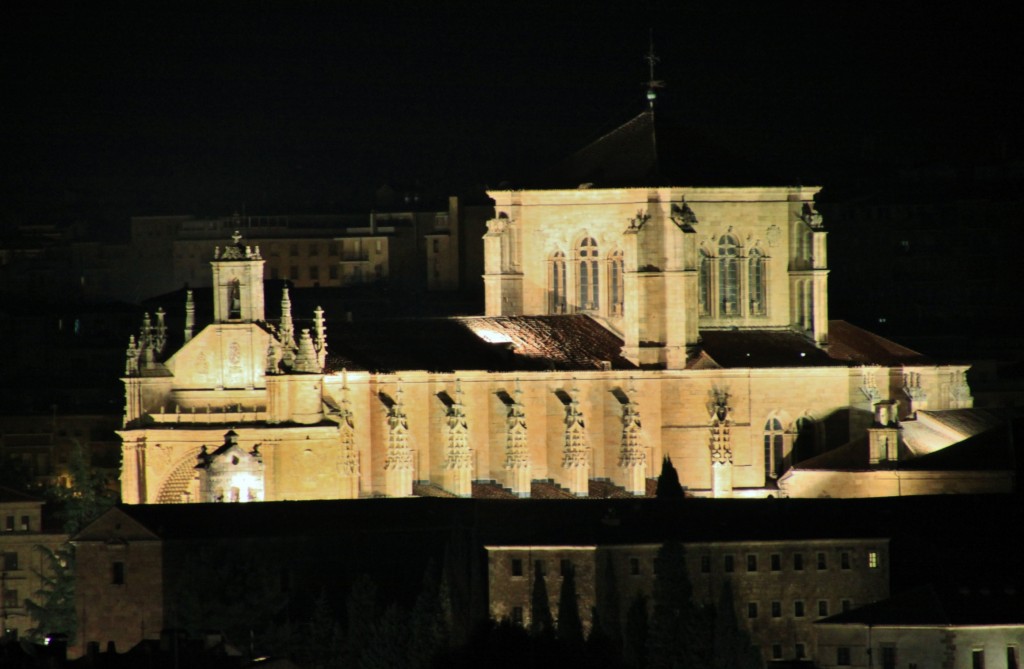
xmin=622 ymin=593 xmax=649 ymax=669
xmin=595 ymin=551 xmax=623 ymax=651
xmin=647 ymin=540 xmax=709 ymax=669
xmin=655 ymin=457 xmax=684 ymax=498
xmin=712 ymin=580 xmax=762 ymax=669
xmin=556 ymin=562 xmax=583 ymax=646
xmin=530 ymin=561 xmax=554 ymax=637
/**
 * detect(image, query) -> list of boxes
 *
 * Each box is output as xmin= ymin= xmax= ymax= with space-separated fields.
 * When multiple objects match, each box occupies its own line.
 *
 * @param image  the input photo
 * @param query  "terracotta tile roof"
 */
xmin=412 ymin=482 xmax=458 ymax=498
xmin=530 ymin=481 xmax=577 ymax=499
xmin=824 ymin=320 xmax=932 ymax=366
xmin=471 ymin=482 xmax=518 ymax=499
xmin=588 ymin=479 xmax=642 ymax=499
xmin=325 ymin=315 xmax=635 ymax=373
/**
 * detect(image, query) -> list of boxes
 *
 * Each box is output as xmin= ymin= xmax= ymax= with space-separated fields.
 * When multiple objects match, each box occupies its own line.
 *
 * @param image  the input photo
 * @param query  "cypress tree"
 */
xmin=556 ymin=562 xmax=583 ymax=647
xmin=530 ymin=560 xmax=554 ymax=637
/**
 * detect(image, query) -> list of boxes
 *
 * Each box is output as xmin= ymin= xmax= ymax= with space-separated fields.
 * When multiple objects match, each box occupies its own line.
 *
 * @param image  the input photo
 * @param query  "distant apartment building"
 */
xmin=0 ymin=488 xmax=67 ymax=640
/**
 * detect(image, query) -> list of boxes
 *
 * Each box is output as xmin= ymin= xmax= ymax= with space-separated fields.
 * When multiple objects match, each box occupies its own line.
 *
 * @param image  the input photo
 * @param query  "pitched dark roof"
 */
xmin=529 ymin=109 xmax=794 ymax=189
xmin=697 ymin=320 xmax=931 ymax=369
xmin=325 ymin=315 xmax=635 ymax=373
xmin=818 ymin=584 xmax=1024 ymax=626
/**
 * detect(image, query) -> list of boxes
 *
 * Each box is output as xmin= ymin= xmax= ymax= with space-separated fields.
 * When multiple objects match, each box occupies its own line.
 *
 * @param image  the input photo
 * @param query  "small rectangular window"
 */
xmin=747 ymin=602 xmax=758 ymax=619
xmin=511 ymin=606 xmax=523 ymax=625
xmin=793 ymin=553 xmax=804 ymax=571
xmin=112 ymin=561 xmax=125 ymax=585
xmin=794 ymin=600 xmax=804 ymax=617
xmin=290 ymin=266 xmax=299 ymax=280
xmin=770 ymin=554 xmax=781 ymax=571
xmin=2 ymin=552 xmax=18 ymax=571
xmin=20 ymin=516 xmax=29 ymax=532
xmin=747 ymin=554 xmax=758 ymax=572
xmin=795 ymin=643 xmax=806 ymax=659
xmin=837 ymin=647 xmax=851 ymax=666
xmin=724 ymin=555 xmax=734 ymax=573
xmin=328 ymin=243 xmax=338 ymax=256
xmin=841 ymin=551 xmax=851 ymax=570
xmin=700 ymin=555 xmax=711 ymax=573
xmin=881 ymin=646 xmax=896 ymax=669
xmin=510 ymin=558 xmax=523 ymax=577
xmin=1 ymin=588 xmax=18 ymax=609
xmin=771 ymin=644 xmax=782 ymax=660
xmin=629 ymin=557 xmax=640 ymax=576
xmin=868 ymin=551 xmax=879 ymax=568
xmin=973 ymin=649 xmax=985 ymax=669
xmin=4 ymin=516 xmax=12 ymax=532
xmin=841 ymin=599 xmax=852 ymax=612
xmin=534 ymin=560 xmax=546 ymax=577
xmin=560 ymin=559 xmax=572 ymax=577
xmin=818 ymin=600 xmax=829 ymax=617
xmin=432 ymin=239 xmax=440 ymax=253
xmin=329 ymin=266 xmax=338 ymax=280
xmin=1008 ymin=646 xmax=1020 ymax=669
xmin=817 ymin=552 xmax=827 ymax=570
xmin=309 ymin=266 xmax=319 ymax=281
xmin=309 ymin=243 xmax=318 ymax=256
xmin=771 ymin=601 xmax=781 ymax=618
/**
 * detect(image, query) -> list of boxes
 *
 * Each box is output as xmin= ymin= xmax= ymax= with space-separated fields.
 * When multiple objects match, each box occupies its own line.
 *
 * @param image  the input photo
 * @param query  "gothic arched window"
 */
xmin=749 ymin=247 xmax=766 ymax=316
xmin=699 ymin=249 xmax=713 ymax=316
xmin=578 ymin=238 xmax=599 ymax=311
xmin=718 ymin=235 xmax=739 ymax=316
xmin=764 ymin=417 xmax=785 ymax=480
xmin=609 ymin=250 xmax=624 ymax=316
xmin=550 ymin=251 xmax=567 ymax=314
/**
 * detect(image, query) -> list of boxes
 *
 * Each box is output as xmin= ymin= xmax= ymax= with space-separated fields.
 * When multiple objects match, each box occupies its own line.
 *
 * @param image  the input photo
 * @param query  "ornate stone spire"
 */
xmin=443 ymin=379 xmax=472 ymax=497
xmin=313 ymin=305 xmax=327 ymax=370
xmin=561 ymin=382 xmax=589 ymax=496
xmin=618 ymin=382 xmax=647 ymax=495
xmin=504 ymin=379 xmax=530 ymax=497
xmin=384 ymin=383 xmax=413 ymax=497
xmin=279 ymin=287 xmax=296 ymax=352
xmin=124 ymin=335 xmax=140 ymax=376
xmin=708 ymin=388 xmax=733 ymax=498
xmin=337 ymin=370 xmax=359 ymax=497
xmin=293 ymin=329 xmax=320 ymax=373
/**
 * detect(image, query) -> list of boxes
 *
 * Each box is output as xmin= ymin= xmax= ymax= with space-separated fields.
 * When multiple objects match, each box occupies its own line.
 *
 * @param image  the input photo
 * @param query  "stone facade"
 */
xmin=117 ymin=183 xmax=981 ymax=503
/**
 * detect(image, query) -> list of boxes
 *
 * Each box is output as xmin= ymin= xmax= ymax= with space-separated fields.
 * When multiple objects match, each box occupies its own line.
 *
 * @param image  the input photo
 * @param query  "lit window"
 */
xmin=868 ymin=551 xmax=879 ymax=568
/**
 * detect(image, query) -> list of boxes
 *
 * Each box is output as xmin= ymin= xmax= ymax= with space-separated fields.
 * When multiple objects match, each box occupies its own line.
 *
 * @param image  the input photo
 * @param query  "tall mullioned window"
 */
xmin=578 ymin=238 xmax=600 ymax=311
xmin=764 ymin=417 xmax=785 ymax=480
xmin=550 ymin=252 xmax=567 ymax=314
xmin=718 ymin=235 xmax=739 ymax=315
xmin=749 ymin=247 xmax=766 ymax=315
xmin=699 ymin=250 xmax=712 ymax=316
xmin=609 ymin=250 xmax=624 ymax=315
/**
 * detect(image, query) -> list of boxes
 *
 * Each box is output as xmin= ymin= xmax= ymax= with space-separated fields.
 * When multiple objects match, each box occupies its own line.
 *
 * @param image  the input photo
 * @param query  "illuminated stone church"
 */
xmin=119 ymin=113 xmax=1004 ymax=504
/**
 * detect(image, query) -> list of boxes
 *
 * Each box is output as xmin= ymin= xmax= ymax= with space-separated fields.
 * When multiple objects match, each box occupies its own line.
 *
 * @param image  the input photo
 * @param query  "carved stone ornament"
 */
xmin=670 ymin=200 xmax=698 ymax=229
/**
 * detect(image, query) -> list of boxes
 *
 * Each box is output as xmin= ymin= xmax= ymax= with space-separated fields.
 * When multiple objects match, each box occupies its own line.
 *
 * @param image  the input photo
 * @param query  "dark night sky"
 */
xmin=2 ymin=1 xmax=1020 ymax=225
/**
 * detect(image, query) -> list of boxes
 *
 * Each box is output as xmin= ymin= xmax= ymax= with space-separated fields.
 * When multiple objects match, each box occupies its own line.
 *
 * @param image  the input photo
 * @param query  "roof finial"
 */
xmin=644 ymin=29 xmax=664 ymax=110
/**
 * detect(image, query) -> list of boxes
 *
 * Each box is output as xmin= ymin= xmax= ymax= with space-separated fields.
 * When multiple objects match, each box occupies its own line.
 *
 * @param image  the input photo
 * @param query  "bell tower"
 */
xmin=211 ymin=231 xmax=265 ymax=323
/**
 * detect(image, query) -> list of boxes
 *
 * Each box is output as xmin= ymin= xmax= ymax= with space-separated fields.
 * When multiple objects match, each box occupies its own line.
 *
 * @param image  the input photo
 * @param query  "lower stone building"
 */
xmin=814 ymin=585 xmax=1024 ymax=669
xmin=486 ymin=538 xmax=889 ymax=664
